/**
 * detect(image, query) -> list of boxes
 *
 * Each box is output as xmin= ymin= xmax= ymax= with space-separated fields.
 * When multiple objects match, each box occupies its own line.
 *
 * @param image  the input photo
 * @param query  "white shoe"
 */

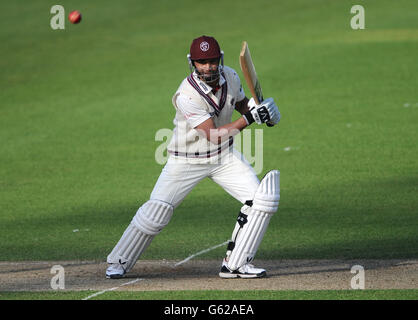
xmin=219 ymin=258 xmax=266 ymax=279
xmin=106 ymin=261 xmax=126 ymax=279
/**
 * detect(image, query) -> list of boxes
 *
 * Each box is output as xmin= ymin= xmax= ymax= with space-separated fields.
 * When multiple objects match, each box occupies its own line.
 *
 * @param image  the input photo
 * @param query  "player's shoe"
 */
xmin=219 ymin=258 xmax=266 ymax=279
xmin=106 ymin=260 xmax=126 ymax=279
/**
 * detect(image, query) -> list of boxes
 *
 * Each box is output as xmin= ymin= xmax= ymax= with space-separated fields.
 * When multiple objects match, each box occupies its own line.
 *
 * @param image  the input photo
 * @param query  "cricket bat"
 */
xmin=239 ymin=41 xmax=274 ymax=126
xmin=239 ymin=41 xmax=264 ymax=105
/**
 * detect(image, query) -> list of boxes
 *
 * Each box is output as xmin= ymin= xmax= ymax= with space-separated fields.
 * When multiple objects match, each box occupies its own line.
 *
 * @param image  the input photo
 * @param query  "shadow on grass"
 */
xmin=0 ymin=176 xmax=417 ymax=260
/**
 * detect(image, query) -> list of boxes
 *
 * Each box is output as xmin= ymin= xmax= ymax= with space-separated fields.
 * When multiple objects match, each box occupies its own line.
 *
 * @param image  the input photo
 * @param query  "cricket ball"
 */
xmin=68 ymin=10 xmax=82 ymax=24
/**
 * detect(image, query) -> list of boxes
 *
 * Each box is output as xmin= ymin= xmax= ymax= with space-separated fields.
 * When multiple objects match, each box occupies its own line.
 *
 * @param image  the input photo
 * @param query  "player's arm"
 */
xmin=196 ymin=96 xmax=281 ymax=144
xmin=235 ymin=97 xmax=250 ymax=115
xmin=195 ymin=116 xmax=248 ymax=145
xmin=177 ymin=94 xmax=249 ymax=144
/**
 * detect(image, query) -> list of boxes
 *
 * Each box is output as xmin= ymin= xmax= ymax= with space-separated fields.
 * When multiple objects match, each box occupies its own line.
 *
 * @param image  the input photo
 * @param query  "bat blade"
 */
xmin=240 ymin=41 xmax=275 ymax=127
xmin=239 ymin=41 xmax=264 ymax=105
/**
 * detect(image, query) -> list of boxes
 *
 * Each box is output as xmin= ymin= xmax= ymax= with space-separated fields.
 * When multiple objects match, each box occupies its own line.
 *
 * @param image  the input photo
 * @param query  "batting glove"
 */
xmin=264 ymin=98 xmax=281 ymax=126
xmin=243 ymin=97 xmax=280 ymax=125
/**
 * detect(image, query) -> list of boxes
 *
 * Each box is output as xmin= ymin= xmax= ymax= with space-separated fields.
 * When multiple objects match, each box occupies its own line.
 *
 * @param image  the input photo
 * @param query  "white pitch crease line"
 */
xmin=82 ymin=278 xmax=143 ymax=300
xmin=173 ymin=240 xmax=229 ymax=267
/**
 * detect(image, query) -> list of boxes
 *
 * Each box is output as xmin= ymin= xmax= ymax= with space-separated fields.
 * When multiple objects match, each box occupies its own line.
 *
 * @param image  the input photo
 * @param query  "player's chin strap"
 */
xmin=187 ymin=52 xmax=224 ymax=83
xmin=226 ymin=170 xmax=280 ymax=271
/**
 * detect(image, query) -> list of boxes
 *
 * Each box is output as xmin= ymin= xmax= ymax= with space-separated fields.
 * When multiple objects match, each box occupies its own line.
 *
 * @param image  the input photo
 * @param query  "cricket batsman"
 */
xmin=106 ymin=35 xmax=281 ymax=279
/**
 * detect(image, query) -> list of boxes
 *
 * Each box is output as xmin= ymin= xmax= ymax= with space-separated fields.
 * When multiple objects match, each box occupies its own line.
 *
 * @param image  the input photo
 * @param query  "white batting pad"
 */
xmin=227 ymin=170 xmax=280 ymax=271
xmin=132 ymin=200 xmax=174 ymax=235
xmin=107 ymin=200 xmax=173 ymax=272
xmin=252 ymin=170 xmax=280 ymax=213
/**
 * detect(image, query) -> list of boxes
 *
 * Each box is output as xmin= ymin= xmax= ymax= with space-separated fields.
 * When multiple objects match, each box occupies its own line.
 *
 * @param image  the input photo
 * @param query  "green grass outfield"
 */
xmin=0 ymin=0 xmax=417 ymax=300
xmin=1 ymin=290 xmax=417 ymax=300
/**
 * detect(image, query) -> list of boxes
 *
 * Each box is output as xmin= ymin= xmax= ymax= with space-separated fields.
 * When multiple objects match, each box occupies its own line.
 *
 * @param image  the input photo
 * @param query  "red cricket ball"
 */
xmin=68 ymin=10 xmax=82 ymax=24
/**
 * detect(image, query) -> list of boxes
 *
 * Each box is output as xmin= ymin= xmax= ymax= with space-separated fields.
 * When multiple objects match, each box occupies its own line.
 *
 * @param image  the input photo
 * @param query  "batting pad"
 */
xmin=107 ymin=200 xmax=173 ymax=272
xmin=227 ymin=170 xmax=280 ymax=271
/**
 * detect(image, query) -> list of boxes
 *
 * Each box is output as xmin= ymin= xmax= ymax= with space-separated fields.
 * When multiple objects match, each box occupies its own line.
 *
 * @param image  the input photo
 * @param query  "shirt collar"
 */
xmin=192 ymin=71 xmax=226 ymax=94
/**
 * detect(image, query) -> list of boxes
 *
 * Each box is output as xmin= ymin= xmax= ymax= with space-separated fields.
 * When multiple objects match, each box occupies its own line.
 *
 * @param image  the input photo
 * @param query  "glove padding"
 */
xmin=264 ymin=98 xmax=281 ymax=126
xmin=244 ymin=97 xmax=281 ymax=125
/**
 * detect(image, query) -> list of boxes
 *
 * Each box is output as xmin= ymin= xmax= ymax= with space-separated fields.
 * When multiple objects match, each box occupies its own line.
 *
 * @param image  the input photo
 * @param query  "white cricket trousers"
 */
xmin=106 ymin=149 xmax=262 ymax=271
xmin=150 ymin=149 xmax=260 ymax=208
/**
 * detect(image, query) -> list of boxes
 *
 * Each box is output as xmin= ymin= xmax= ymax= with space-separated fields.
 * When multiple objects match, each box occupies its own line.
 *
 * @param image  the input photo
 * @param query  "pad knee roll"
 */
xmin=132 ymin=200 xmax=174 ymax=235
xmin=252 ymin=170 xmax=280 ymax=213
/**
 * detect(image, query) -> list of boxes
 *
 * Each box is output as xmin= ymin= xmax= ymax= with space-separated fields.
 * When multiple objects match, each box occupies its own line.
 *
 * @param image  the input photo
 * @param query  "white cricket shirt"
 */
xmin=167 ymin=66 xmax=246 ymax=163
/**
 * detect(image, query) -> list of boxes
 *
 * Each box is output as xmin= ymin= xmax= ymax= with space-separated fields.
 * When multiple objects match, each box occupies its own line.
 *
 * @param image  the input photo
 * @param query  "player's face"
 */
xmin=194 ymin=58 xmax=220 ymax=84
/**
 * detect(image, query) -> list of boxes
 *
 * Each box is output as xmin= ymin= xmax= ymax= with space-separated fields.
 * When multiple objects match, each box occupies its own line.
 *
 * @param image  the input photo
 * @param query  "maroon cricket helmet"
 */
xmin=189 ymin=35 xmax=222 ymax=61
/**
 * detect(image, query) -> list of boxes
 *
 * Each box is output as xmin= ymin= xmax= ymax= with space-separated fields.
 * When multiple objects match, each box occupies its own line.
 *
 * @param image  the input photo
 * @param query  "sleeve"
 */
xmin=231 ymin=69 xmax=246 ymax=102
xmin=175 ymin=94 xmax=212 ymax=128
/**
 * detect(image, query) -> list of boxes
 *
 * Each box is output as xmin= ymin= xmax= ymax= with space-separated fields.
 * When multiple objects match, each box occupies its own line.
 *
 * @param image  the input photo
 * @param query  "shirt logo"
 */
xmin=200 ymin=41 xmax=209 ymax=51
xmin=199 ymin=82 xmax=208 ymax=91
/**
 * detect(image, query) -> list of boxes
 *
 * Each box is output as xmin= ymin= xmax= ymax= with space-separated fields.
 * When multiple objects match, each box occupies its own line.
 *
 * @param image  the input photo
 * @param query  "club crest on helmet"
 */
xmin=200 ymin=41 xmax=210 ymax=52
